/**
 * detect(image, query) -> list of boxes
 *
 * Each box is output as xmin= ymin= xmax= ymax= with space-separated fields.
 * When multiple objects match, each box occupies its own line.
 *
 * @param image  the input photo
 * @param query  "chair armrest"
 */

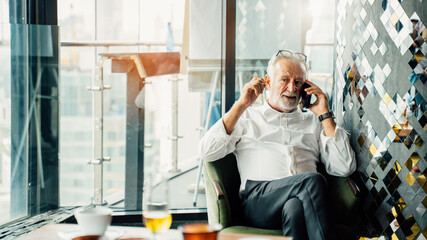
xmin=213 ymin=180 xmax=224 ymax=200
xmin=347 ymin=178 xmax=360 ymax=197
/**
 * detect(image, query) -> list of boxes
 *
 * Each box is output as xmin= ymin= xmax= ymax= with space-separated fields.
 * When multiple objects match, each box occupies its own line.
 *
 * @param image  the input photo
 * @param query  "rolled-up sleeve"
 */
xmin=319 ymin=125 xmax=356 ymax=177
xmin=198 ymin=118 xmax=243 ymax=162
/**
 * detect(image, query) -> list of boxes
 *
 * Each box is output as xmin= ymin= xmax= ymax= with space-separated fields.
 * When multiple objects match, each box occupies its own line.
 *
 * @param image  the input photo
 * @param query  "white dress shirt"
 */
xmin=199 ymin=102 xmax=356 ymax=192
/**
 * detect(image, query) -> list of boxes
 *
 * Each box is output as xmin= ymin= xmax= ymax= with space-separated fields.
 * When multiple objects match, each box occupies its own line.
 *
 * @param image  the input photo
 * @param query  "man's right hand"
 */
xmin=222 ymin=77 xmax=265 ymax=135
xmin=237 ymin=77 xmax=266 ymax=109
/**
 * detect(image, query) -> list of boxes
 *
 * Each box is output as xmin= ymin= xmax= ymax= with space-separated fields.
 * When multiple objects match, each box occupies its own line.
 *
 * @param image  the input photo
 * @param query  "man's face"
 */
xmin=266 ymin=59 xmax=306 ymax=112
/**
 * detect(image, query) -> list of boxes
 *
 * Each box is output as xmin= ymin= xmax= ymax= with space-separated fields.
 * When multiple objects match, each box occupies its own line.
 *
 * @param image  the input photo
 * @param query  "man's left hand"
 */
xmin=303 ymin=80 xmax=330 ymax=116
xmin=304 ymin=80 xmax=336 ymax=137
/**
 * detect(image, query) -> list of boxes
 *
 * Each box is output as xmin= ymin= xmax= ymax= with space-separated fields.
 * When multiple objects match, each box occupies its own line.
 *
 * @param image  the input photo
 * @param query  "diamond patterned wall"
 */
xmin=333 ymin=0 xmax=427 ymax=239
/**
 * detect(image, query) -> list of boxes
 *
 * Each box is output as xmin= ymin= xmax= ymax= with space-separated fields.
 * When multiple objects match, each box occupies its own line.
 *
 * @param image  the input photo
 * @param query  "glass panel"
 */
xmin=236 ymin=0 xmax=303 ymax=101
xmin=58 ymin=0 xmax=95 ymax=41
xmin=180 ymin=0 xmax=223 ymax=209
xmin=235 ymin=0 xmax=335 ymax=105
xmin=58 ymin=0 xmax=95 ymax=206
xmin=97 ymin=0 xmax=140 ymax=42
xmin=0 ymin=22 xmax=12 ymax=225
xmin=1 ymin=21 xmax=60 ymax=224
xmin=58 ymin=0 xmax=220 ymax=210
xmin=59 ymin=45 xmax=95 ymax=205
xmin=0 ymin=1 xmax=10 ymax=226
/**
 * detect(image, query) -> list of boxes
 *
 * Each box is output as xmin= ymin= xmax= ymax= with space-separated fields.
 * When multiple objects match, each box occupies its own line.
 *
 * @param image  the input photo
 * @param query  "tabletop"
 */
xmin=15 ymin=224 xmax=291 ymax=240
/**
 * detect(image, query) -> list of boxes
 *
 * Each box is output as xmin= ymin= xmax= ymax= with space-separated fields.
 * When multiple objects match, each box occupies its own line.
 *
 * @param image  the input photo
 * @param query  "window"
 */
xmin=1 ymin=0 xmax=61 ymax=225
xmin=0 ymin=20 xmax=11 ymax=224
xmin=58 ymin=0 xmax=223 ymax=211
xmin=235 ymin=0 xmax=336 ymax=100
xmin=0 ymin=0 xmax=340 ymax=230
xmin=305 ymin=0 xmax=336 ymax=97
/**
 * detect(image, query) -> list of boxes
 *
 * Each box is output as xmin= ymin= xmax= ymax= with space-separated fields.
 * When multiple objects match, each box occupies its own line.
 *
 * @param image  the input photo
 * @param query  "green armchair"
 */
xmin=203 ymin=153 xmax=361 ymax=239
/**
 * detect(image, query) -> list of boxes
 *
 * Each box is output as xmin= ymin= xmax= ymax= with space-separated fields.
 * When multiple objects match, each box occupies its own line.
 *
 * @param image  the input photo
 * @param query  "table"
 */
xmin=219 ymin=232 xmax=291 ymax=240
xmin=15 ymin=224 xmax=291 ymax=240
xmin=15 ymin=224 xmax=179 ymax=240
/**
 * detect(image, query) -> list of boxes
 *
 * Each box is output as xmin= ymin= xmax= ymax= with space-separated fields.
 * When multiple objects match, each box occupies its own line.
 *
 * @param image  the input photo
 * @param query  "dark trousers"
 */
xmin=240 ymin=172 xmax=336 ymax=240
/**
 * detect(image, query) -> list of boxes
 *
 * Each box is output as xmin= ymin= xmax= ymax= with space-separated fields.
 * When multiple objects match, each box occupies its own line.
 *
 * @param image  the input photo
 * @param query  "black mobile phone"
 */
xmin=300 ymin=82 xmax=311 ymax=109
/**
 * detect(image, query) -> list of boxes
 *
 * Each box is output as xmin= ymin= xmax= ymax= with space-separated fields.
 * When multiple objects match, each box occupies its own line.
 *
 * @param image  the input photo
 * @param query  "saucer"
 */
xmin=58 ymin=229 xmax=123 ymax=240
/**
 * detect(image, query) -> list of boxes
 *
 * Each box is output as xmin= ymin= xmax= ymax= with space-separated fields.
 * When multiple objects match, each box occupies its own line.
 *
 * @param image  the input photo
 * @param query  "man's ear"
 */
xmin=265 ymin=74 xmax=271 ymax=90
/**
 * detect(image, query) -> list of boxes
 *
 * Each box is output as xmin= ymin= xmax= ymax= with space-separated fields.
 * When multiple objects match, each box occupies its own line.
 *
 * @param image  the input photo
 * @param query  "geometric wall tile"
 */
xmin=417 ymin=201 xmax=426 ymax=217
xmin=423 ymin=195 xmax=427 ymax=209
xmin=402 ymin=215 xmax=420 ymax=239
xmin=407 ymin=172 xmax=417 ymax=186
xmin=371 ymin=171 xmax=379 ymax=185
xmin=383 ymin=63 xmax=391 ymax=78
xmin=419 ymin=112 xmax=427 ymax=133
xmin=388 ymin=175 xmax=401 ymax=195
xmin=334 ymin=0 xmax=427 ymax=237
xmin=406 ymin=151 xmax=421 ymax=171
xmin=419 ymin=170 xmax=427 ymax=194
xmin=371 ymin=41 xmax=379 ymax=55
xmin=379 ymin=42 xmax=388 ymax=55
xmin=358 ymin=134 xmax=366 ymax=147
xmin=394 ymin=161 xmax=402 ymax=176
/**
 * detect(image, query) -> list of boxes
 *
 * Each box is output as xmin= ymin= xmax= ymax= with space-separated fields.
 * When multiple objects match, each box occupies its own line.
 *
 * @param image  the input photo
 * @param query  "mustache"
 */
xmin=281 ymin=91 xmax=297 ymax=98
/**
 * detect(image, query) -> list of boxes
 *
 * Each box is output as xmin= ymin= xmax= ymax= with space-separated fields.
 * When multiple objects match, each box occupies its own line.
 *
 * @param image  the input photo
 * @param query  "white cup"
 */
xmin=74 ymin=207 xmax=113 ymax=236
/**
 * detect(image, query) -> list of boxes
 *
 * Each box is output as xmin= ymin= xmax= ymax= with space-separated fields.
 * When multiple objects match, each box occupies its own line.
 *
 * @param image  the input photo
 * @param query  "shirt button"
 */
xmin=291 ymin=170 xmax=294 ymax=174
xmin=284 ymin=141 xmax=289 ymax=145
xmin=289 ymin=151 xmax=293 ymax=155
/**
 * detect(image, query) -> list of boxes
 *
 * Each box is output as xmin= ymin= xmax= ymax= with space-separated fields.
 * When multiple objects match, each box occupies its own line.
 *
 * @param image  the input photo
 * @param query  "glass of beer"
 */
xmin=143 ymin=164 xmax=172 ymax=239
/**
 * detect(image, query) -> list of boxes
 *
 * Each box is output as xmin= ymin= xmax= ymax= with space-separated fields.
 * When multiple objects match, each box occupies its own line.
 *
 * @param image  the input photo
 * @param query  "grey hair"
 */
xmin=266 ymin=52 xmax=308 ymax=79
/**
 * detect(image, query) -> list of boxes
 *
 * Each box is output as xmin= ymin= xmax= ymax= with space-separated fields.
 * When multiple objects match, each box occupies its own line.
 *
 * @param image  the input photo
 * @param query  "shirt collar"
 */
xmin=261 ymin=100 xmax=303 ymax=121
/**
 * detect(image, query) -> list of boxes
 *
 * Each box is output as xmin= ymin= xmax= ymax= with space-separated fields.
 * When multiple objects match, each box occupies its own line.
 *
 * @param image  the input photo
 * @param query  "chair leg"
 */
xmin=193 ymin=159 xmax=204 ymax=206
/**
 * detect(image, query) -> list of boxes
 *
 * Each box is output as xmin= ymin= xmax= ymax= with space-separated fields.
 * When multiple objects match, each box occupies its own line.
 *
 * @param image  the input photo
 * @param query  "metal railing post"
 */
xmin=87 ymin=53 xmax=111 ymax=205
xmin=169 ymin=74 xmax=183 ymax=172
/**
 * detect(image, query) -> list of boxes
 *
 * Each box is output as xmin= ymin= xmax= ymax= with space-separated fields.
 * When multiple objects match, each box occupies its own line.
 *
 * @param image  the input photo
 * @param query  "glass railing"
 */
xmin=59 ymin=42 xmax=212 ymax=211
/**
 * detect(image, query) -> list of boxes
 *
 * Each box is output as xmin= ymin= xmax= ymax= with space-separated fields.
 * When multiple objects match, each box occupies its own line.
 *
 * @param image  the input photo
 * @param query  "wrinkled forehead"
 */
xmin=274 ymin=59 xmax=307 ymax=79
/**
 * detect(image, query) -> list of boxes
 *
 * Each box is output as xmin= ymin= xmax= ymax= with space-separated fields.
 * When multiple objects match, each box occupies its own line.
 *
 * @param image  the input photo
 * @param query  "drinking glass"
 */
xmin=143 ymin=165 xmax=172 ymax=239
xmin=179 ymin=223 xmax=222 ymax=240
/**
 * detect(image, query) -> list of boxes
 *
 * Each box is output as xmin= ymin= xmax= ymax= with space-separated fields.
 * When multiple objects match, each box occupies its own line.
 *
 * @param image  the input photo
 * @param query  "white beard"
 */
xmin=267 ymin=90 xmax=301 ymax=112
xmin=276 ymin=92 xmax=300 ymax=112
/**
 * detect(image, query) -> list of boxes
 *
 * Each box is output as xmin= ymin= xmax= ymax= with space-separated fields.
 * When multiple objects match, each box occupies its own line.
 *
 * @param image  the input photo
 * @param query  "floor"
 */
xmin=111 ymin=166 xmax=207 ymax=210
xmin=168 ymin=166 xmax=207 ymax=210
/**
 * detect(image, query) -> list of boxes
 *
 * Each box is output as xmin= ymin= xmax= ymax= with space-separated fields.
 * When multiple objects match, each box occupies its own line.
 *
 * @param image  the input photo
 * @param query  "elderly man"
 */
xmin=199 ymin=50 xmax=356 ymax=240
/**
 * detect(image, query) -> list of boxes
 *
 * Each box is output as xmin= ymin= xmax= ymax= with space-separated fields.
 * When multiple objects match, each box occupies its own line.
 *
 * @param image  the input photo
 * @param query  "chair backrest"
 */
xmin=316 ymin=162 xmax=361 ymax=227
xmin=203 ymin=153 xmax=244 ymax=228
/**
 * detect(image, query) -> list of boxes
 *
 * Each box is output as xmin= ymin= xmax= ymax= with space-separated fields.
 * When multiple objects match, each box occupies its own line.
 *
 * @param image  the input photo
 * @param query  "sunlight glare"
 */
xmin=309 ymin=0 xmax=325 ymax=17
